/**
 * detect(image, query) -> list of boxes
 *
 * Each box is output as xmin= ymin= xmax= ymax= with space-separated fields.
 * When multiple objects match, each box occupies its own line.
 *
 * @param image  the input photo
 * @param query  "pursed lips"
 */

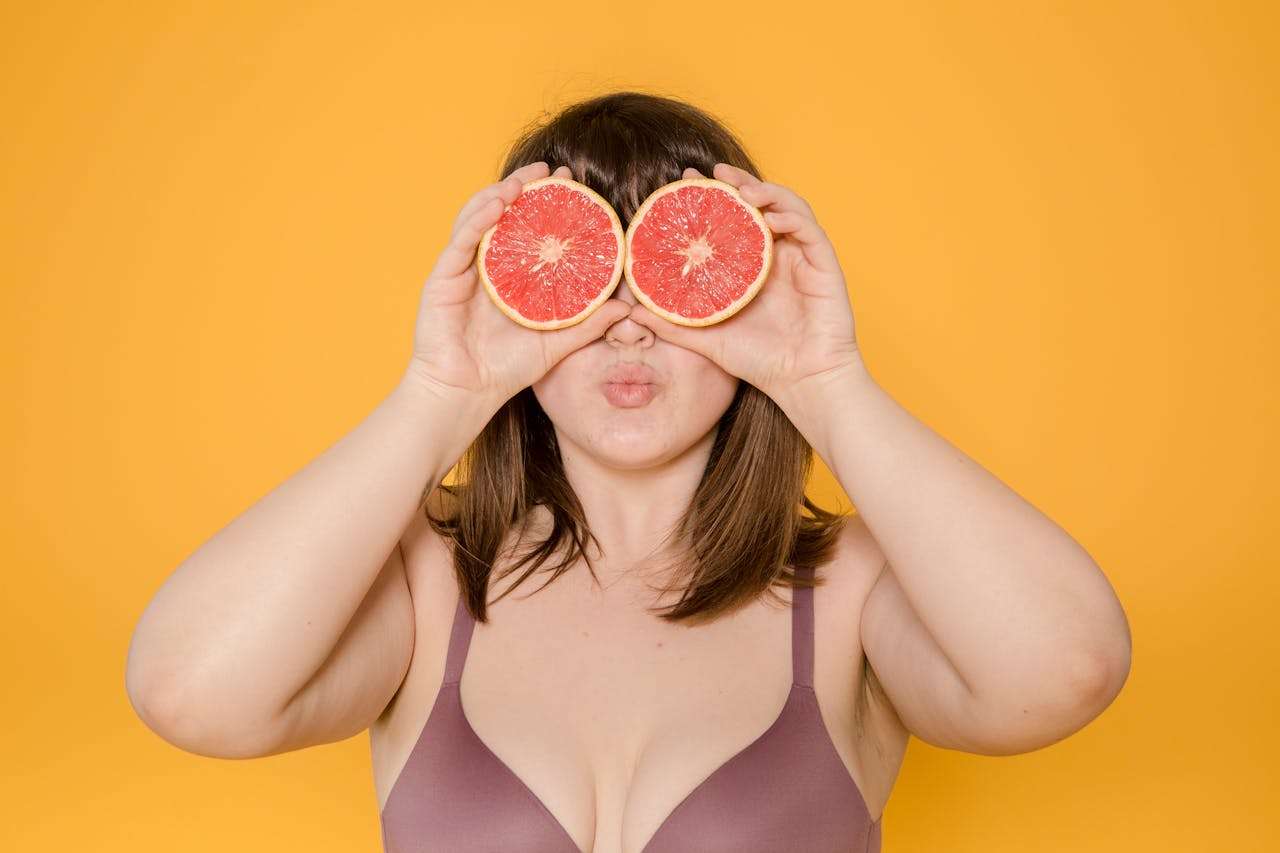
xmin=602 ymin=364 xmax=659 ymax=386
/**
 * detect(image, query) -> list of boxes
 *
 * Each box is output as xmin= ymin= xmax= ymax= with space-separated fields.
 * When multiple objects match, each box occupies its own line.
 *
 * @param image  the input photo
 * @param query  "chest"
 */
xmin=375 ymin=568 xmax=873 ymax=853
xmin=511 ymin=580 xmax=807 ymax=845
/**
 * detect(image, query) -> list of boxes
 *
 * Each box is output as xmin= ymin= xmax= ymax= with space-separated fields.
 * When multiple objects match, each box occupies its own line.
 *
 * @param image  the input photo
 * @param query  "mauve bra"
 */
xmin=379 ymin=564 xmax=882 ymax=852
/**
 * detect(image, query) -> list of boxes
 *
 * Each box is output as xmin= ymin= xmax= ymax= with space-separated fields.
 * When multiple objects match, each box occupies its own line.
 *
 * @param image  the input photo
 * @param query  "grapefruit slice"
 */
xmin=477 ymin=176 xmax=625 ymax=330
xmin=624 ymin=177 xmax=772 ymax=327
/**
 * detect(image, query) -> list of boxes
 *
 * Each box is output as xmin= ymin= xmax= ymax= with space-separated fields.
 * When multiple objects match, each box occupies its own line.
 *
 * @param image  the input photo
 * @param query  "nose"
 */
xmin=613 ymin=277 xmax=639 ymax=306
xmin=604 ymin=280 xmax=654 ymax=348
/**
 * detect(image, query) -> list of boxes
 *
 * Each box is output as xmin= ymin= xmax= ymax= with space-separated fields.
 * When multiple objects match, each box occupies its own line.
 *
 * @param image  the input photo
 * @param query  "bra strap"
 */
xmin=445 ymin=576 xmax=814 ymax=687
xmin=441 ymin=585 xmax=476 ymax=685
xmin=792 ymin=565 xmax=815 ymax=688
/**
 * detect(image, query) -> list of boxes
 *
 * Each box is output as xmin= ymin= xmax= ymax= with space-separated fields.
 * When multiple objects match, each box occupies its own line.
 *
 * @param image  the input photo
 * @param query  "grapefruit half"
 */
xmin=624 ymin=177 xmax=772 ymax=327
xmin=477 ymin=176 xmax=625 ymax=330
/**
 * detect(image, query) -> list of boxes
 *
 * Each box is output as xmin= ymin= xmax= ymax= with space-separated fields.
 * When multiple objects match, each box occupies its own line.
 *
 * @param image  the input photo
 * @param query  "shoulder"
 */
xmin=808 ymin=511 xmax=887 ymax=688
xmin=397 ymin=487 xmax=464 ymax=633
xmin=400 ymin=487 xmax=459 ymax=580
xmin=819 ymin=512 xmax=889 ymax=600
xmin=814 ymin=513 xmax=901 ymax=733
xmin=817 ymin=513 xmax=910 ymax=815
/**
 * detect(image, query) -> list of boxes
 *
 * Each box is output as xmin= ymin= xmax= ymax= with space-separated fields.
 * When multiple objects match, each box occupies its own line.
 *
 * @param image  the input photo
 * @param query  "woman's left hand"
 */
xmin=625 ymin=163 xmax=864 ymax=404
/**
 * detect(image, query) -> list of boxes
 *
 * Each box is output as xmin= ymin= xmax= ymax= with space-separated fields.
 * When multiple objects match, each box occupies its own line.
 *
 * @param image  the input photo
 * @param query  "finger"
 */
xmin=625 ymin=301 xmax=722 ymax=362
xmin=540 ymin=298 xmax=632 ymax=363
xmin=735 ymin=179 xmax=815 ymax=220
xmin=761 ymin=209 xmax=842 ymax=275
xmin=707 ymin=163 xmax=808 ymax=218
xmin=710 ymin=161 xmax=765 ymax=191
xmin=552 ymin=164 xmax=574 ymax=179
xmin=451 ymin=161 xmax=550 ymax=240
xmin=503 ymin=160 xmax=552 ymax=183
xmin=705 ymin=165 xmax=834 ymax=272
xmin=434 ymin=193 xmax=506 ymax=280
xmin=682 ymin=166 xmax=705 ymax=179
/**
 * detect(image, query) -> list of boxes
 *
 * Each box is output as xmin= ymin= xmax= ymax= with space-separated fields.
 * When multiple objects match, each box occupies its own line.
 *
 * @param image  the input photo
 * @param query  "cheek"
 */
xmin=531 ymin=349 xmax=591 ymax=409
xmin=682 ymin=348 xmax=737 ymax=390
xmin=669 ymin=361 xmax=739 ymax=421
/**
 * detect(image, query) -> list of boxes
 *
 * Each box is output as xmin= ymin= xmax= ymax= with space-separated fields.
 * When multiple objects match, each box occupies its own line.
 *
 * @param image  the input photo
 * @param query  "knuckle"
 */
xmin=472 ymin=185 xmax=502 ymax=206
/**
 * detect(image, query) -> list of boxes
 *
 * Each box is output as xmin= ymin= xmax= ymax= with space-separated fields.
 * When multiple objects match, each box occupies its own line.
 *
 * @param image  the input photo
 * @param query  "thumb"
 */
xmin=626 ymin=302 xmax=720 ymax=360
xmin=540 ymin=298 xmax=632 ymax=364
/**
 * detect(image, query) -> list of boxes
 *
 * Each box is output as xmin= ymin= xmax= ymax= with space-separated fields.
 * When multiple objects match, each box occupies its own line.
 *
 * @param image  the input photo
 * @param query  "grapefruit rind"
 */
xmin=623 ymin=177 xmax=773 ymax=328
xmin=476 ymin=175 xmax=626 ymax=331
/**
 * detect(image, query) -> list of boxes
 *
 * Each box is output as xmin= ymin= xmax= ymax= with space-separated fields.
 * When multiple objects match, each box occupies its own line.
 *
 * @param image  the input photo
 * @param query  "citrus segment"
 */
xmin=624 ymin=178 xmax=772 ymax=326
xmin=478 ymin=176 xmax=625 ymax=329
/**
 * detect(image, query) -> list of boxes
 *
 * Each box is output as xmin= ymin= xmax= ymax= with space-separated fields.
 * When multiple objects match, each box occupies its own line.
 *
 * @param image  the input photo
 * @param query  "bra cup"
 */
xmin=381 ymin=565 xmax=880 ymax=852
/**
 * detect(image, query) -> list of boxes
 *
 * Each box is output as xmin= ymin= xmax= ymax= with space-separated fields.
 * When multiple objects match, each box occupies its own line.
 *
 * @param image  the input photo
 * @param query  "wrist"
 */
xmin=769 ymin=352 xmax=875 ymax=413
xmin=385 ymin=369 xmax=506 ymax=496
xmin=397 ymin=361 xmax=506 ymax=417
xmin=768 ymin=354 xmax=880 ymax=457
xmin=392 ymin=364 xmax=506 ymax=443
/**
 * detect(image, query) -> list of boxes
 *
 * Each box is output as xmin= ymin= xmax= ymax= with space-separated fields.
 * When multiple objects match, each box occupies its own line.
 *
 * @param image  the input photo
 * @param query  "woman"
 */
xmin=125 ymin=92 xmax=1132 ymax=852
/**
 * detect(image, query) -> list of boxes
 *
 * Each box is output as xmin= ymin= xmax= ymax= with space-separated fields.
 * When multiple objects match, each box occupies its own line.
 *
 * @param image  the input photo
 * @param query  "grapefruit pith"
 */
xmin=623 ymin=177 xmax=772 ymax=327
xmin=477 ymin=176 xmax=625 ymax=330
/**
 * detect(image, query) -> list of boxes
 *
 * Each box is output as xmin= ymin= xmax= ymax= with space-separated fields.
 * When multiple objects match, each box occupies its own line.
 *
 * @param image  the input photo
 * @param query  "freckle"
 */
xmin=581 ymin=631 xmax=589 ymax=638
xmin=656 ymin=642 xmax=664 ymax=648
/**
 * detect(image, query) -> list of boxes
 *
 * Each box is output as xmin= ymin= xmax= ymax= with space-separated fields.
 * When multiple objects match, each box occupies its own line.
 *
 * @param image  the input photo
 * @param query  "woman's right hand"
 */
xmin=403 ymin=161 xmax=631 ymax=407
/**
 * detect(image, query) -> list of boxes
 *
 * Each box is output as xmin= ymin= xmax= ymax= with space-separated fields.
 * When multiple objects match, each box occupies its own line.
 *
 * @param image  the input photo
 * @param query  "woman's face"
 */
xmin=531 ymin=279 xmax=740 ymax=470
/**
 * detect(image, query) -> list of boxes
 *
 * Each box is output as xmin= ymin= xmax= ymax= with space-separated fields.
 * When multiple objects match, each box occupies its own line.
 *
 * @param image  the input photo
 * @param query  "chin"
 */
xmin=558 ymin=396 xmax=684 ymax=468
xmin=531 ymin=349 xmax=740 ymax=469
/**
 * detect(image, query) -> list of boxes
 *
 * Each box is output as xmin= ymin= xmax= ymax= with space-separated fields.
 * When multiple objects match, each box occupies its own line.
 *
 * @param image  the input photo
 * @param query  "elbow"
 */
xmin=962 ymin=639 xmax=1132 ymax=756
xmin=125 ymin=668 xmax=288 ymax=760
xmin=127 ymin=675 xmax=204 ymax=751
xmin=1044 ymin=576 xmax=1133 ymax=719
xmin=1073 ymin=635 xmax=1132 ymax=712
xmin=1066 ymin=590 xmax=1133 ymax=711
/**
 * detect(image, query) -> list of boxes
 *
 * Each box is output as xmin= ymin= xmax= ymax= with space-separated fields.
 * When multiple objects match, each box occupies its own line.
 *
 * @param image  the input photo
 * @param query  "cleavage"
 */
xmin=458 ymin=583 xmax=793 ymax=852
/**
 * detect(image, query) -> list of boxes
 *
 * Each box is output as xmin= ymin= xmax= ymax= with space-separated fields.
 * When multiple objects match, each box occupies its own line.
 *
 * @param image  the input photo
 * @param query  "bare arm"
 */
xmin=621 ymin=161 xmax=1132 ymax=755
xmin=778 ymin=358 xmax=1132 ymax=755
xmin=124 ymin=372 xmax=497 ymax=758
xmin=124 ymin=159 xmax=632 ymax=759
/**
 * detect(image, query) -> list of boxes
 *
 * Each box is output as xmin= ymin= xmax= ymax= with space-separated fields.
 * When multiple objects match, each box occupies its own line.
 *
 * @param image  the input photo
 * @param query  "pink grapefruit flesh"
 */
xmin=477 ymin=176 xmax=625 ymax=330
xmin=624 ymin=177 xmax=772 ymax=327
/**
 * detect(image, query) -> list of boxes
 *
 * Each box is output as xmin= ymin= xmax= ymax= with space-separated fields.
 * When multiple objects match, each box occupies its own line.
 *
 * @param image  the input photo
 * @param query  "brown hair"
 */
xmin=426 ymin=90 xmax=852 ymax=626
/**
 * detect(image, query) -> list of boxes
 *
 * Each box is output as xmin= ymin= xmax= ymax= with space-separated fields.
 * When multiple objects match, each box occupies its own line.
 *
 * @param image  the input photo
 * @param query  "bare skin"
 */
xmin=371 ymin=502 xmax=899 ymax=853
xmin=126 ymin=159 xmax=1131 ymax=853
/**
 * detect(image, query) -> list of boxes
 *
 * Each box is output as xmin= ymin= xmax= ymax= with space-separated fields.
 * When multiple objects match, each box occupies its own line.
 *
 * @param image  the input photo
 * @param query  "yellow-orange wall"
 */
xmin=3 ymin=2 xmax=1275 ymax=850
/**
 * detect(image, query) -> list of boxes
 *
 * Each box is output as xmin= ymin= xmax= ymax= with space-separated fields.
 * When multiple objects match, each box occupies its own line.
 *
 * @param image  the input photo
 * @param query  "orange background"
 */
xmin=3 ymin=1 xmax=1276 ymax=850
